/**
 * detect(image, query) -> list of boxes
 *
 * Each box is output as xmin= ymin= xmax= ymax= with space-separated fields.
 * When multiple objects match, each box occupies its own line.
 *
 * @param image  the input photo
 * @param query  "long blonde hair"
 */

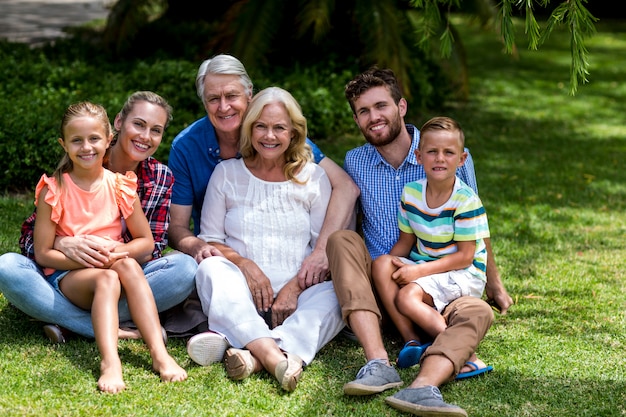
xmin=53 ymin=102 xmax=111 ymax=186
xmin=239 ymin=87 xmax=311 ymax=183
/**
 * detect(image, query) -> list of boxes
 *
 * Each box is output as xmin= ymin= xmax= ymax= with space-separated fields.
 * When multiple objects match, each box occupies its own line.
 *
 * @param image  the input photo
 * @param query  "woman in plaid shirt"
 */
xmin=0 ymin=91 xmax=197 ymax=342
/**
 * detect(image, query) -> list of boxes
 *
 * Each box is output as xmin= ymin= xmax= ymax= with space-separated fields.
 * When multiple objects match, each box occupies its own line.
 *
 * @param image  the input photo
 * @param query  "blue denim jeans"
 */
xmin=0 ymin=251 xmax=197 ymax=338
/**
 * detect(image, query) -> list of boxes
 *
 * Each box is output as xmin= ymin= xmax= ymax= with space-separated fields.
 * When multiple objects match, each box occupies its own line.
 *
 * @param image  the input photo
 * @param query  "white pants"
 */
xmin=196 ymin=256 xmax=344 ymax=365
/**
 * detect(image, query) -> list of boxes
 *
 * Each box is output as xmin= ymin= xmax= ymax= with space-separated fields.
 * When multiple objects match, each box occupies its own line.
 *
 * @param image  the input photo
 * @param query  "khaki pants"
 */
xmin=327 ymin=230 xmax=494 ymax=374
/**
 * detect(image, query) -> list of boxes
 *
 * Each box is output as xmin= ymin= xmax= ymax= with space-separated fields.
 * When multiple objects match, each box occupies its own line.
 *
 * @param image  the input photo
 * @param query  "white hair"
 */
xmin=195 ymin=54 xmax=253 ymax=103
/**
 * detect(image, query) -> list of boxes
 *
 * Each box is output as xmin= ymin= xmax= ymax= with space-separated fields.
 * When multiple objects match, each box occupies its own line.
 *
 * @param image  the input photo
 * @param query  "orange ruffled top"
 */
xmin=35 ymin=169 xmax=138 ymax=274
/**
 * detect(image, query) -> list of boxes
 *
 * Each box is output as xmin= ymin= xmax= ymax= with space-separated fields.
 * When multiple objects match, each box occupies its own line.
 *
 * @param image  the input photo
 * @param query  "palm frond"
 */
xmin=295 ymin=0 xmax=335 ymax=42
xmin=103 ymin=0 xmax=166 ymax=55
xmin=353 ymin=0 xmax=417 ymax=98
xmin=208 ymin=0 xmax=286 ymax=70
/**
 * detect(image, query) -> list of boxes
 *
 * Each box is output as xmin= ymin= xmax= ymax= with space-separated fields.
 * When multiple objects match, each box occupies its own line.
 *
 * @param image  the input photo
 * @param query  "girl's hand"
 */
xmin=101 ymin=251 xmax=130 ymax=269
xmin=88 ymin=235 xmax=120 ymax=248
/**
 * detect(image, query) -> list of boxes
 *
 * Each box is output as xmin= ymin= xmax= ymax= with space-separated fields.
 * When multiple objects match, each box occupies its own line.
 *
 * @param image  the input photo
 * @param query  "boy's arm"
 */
xmin=391 ymin=240 xmax=475 ymax=285
xmin=389 ymin=231 xmax=417 ymax=257
xmin=484 ymin=238 xmax=513 ymax=314
xmin=459 ymin=152 xmax=513 ymax=313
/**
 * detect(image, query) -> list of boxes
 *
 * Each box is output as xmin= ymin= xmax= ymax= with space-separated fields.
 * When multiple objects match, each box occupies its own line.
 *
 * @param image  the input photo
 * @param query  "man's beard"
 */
xmin=362 ymin=113 xmax=403 ymax=148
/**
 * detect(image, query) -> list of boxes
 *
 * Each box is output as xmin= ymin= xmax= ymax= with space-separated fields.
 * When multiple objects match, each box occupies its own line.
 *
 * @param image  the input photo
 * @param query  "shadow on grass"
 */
xmin=301 ymin=338 xmax=626 ymax=417
xmin=0 ymin=298 xmax=191 ymax=388
xmin=456 ymin=370 xmax=626 ymax=417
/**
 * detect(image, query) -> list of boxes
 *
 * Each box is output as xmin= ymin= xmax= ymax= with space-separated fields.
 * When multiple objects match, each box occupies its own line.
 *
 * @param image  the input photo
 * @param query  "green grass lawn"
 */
xmin=1 ymin=17 xmax=625 ymax=417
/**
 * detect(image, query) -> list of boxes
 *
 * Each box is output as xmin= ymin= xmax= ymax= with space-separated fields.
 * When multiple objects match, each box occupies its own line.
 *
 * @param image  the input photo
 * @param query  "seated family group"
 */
xmin=0 ymin=54 xmax=513 ymax=417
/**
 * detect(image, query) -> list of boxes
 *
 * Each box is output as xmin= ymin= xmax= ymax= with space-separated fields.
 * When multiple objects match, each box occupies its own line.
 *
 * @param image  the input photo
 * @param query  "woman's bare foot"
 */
xmin=153 ymin=355 xmax=188 ymax=383
xmin=98 ymin=359 xmax=126 ymax=394
xmin=118 ymin=327 xmax=142 ymax=340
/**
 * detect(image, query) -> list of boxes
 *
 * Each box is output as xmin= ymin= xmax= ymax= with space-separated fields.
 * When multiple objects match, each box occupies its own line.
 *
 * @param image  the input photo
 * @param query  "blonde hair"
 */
xmin=419 ymin=116 xmax=465 ymax=150
xmin=54 ymin=102 xmax=111 ymax=186
xmin=240 ymin=87 xmax=311 ymax=183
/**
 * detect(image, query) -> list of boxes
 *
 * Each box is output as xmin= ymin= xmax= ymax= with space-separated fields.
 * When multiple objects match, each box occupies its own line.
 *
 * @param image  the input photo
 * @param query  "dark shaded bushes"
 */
xmin=0 ymin=27 xmax=448 ymax=192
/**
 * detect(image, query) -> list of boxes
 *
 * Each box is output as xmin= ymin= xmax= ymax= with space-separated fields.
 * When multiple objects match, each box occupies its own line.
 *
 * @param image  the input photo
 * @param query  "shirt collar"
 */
xmin=370 ymin=123 xmax=421 ymax=168
xmin=406 ymin=124 xmax=420 ymax=167
xmin=202 ymin=116 xmax=242 ymax=161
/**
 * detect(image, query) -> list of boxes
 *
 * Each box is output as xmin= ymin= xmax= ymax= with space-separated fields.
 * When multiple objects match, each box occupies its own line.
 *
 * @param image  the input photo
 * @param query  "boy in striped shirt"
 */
xmin=372 ymin=116 xmax=490 ymax=370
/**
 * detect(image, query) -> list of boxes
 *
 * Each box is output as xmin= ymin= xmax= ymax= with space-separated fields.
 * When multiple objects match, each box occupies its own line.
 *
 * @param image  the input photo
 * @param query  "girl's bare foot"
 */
xmin=98 ymin=359 xmax=126 ymax=394
xmin=153 ymin=355 xmax=188 ymax=383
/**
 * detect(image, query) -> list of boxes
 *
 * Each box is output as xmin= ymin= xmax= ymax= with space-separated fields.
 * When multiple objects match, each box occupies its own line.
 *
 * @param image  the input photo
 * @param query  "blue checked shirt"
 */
xmin=344 ymin=124 xmax=478 ymax=260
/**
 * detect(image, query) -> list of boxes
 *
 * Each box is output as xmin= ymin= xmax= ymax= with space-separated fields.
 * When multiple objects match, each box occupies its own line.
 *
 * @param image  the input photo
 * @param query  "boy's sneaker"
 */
xmin=343 ymin=359 xmax=403 ymax=396
xmin=187 ymin=331 xmax=230 ymax=366
xmin=385 ymin=386 xmax=468 ymax=416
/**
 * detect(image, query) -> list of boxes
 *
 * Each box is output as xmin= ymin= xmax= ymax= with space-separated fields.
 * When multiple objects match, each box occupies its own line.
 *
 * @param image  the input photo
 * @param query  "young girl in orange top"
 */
xmin=33 ymin=101 xmax=187 ymax=393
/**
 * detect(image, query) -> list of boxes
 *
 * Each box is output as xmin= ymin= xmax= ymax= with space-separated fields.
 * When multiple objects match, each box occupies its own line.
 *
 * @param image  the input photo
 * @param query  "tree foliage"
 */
xmin=410 ymin=0 xmax=597 ymax=94
xmin=101 ymin=0 xmax=597 ymax=97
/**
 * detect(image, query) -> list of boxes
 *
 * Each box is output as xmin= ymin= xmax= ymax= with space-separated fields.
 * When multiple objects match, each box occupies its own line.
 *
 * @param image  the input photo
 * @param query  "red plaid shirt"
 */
xmin=20 ymin=157 xmax=173 ymax=260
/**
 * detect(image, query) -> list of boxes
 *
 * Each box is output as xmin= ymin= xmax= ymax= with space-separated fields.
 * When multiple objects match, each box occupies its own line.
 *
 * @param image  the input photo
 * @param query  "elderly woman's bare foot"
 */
xmin=153 ymin=355 xmax=188 ymax=382
xmin=98 ymin=360 xmax=126 ymax=394
xmin=119 ymin=327 xmax=168 ymax=345
xmin=118 ymin=327 xmax=141 ymax=340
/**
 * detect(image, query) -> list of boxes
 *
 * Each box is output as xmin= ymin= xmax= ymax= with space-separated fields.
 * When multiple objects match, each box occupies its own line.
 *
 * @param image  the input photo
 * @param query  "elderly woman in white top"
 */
xmin=188 ymin=87 xmax=344 ymax=391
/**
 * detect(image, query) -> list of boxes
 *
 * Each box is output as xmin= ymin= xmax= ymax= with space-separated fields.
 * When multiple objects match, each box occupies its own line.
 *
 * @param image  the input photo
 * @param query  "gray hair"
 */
xmin=195 ymin=54 xmax=253 ymax=103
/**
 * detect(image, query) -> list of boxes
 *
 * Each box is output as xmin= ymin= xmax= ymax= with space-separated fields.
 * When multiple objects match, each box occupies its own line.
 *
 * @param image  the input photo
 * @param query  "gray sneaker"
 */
xmin=385 ymin=386 xmax=468 ymax=417
xmin=343 ymin=359 xmax=403 ymax=396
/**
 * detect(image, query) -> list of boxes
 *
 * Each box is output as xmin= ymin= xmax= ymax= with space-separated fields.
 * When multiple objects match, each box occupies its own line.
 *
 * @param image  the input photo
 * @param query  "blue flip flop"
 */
xmin=396 ymin=340 xmax=432 ymax=369
xmin=456 ymin=361 xmax=493 ymax=380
